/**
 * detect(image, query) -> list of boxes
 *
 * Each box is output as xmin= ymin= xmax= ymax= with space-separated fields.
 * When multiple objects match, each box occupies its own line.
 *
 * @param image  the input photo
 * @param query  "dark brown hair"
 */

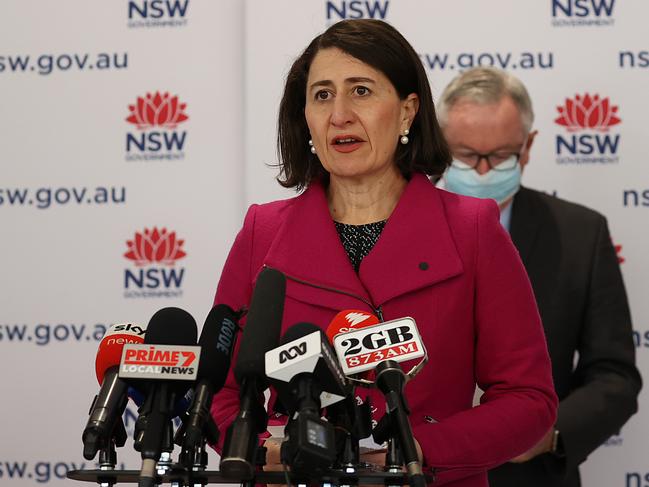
xmin=277 ymin=19 xmax=451 ymax=190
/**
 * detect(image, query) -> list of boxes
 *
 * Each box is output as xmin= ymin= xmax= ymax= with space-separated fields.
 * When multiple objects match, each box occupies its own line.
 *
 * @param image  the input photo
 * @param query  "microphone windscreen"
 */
xmin=326 ymin=310 xmax=380 ymax=343
xmin=234 ymin=268 xmax=286 ymax=383
xmin=198 ymin=304 xmax=239 ymax=390
xmin=280 ymin=322 xmax=322 ymax=345
xmin=144 ymin=307 xmax=197 ymax=346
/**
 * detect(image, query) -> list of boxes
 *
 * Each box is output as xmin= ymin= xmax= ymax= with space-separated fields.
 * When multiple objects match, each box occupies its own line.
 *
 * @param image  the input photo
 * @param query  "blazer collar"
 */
xmin=265 ymin=173 xmax=463 ymax=307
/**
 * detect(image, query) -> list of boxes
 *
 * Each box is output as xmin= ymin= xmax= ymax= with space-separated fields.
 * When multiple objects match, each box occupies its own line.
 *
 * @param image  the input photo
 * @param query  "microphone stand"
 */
xmin=156 ymin=422 xmax=175 ymax=473
xmin=220 ymin=377 xmax=269 ymax=482
xmin=174 ymin=411 xmax=220 ymax=484
xmin=95 ymin=418 xmax=126 ymax=487
xmin=329 ymin=397 xmax=372 ymax=485
xmin=133 ymin=383 xmax=178 ymax=487
xmin=385 ymin=437 xmax=403 ymax=487
xmin=373 ymin=360 xmax=426 ymax=487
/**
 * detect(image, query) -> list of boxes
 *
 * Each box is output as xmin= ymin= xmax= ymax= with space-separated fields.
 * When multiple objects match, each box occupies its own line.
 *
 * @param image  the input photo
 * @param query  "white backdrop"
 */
xmin=1 ymin=1 xmax=647 ymax=486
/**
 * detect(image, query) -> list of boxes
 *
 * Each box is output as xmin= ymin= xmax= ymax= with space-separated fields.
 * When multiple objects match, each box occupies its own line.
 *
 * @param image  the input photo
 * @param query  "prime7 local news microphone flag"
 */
xmin=120 ymin=345 xmax=199 ymax=378
xmin=82 ymin=323 xmax=146 ymax=461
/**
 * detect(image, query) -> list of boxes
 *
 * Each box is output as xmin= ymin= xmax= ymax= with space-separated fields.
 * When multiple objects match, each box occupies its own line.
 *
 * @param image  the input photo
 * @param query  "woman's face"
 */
xmin=304 ymin=48 xmax=418 ymax=183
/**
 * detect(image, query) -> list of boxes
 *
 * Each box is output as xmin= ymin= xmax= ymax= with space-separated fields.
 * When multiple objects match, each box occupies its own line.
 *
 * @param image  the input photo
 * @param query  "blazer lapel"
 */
xmin=360 ymin=174 xmax=463 ymax=306
xmin=264 ymin=181 xmax=373 ymax=310
xmin=509 ymin=186 xmax=561 ymax=320
xmin=510 ymin=186 xmax=541 ymax=265
xmin=265 ymin=174 xmax=463 ymax=310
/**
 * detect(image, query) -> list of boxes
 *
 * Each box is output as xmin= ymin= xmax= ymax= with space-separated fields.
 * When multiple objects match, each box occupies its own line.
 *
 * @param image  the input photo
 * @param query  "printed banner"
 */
xmin=1 ymin=1 xmax=646 ymax=486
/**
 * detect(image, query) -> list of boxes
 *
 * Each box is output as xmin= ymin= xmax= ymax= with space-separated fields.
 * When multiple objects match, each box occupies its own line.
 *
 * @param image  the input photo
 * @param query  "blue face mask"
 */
xmin=444 ymin=160 xmax=522 ymax=205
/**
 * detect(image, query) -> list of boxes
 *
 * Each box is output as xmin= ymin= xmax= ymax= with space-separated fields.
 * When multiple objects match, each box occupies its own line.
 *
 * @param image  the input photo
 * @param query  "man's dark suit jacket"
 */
xmin=488 ymin=187 xmax=642 ymax=487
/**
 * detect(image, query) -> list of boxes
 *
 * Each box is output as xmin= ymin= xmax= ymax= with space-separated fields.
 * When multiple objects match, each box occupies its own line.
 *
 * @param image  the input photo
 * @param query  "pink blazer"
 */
xmin=212 ymin=173 xmax=557 ymax=486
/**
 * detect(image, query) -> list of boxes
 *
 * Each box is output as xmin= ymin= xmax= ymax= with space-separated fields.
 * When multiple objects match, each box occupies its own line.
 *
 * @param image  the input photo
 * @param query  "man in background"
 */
xmin=437 ymin=67 xmax=641 ymax=487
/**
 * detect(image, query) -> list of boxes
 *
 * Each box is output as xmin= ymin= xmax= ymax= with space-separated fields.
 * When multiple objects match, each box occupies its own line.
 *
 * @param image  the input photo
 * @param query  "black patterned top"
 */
xmin=334 ymin=220 xmax=387 ymax=273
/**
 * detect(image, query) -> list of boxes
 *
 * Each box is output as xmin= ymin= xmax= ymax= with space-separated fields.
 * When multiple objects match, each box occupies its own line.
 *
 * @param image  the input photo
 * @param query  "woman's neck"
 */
xmin=327 ymin=166 xmax=407 ymax=225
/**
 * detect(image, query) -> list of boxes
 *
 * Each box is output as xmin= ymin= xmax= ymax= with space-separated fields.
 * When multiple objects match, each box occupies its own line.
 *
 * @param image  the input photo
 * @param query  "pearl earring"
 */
xmin=400 ymin=129 xmax=409 ymax=145
xmin=308 ymin=139 xmax=316 ymax=154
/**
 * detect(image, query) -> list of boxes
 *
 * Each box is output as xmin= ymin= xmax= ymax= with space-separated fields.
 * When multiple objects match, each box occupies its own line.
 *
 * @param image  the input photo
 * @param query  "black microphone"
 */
xmin=179 ymin=304 xmax=239 ymax=460
xmin=325 ymin=393 xmax=372 ymax=472
xmin=373 ymin=360 xmax=426 ymax=487
xmin=233 ymin=268 xmax=286 ymax=385
xmin=220 ymin=267 xmax=286 ymax=480
xmin=134 ymin=307 xmax=198 ymax=487
xmin=266 ymin=322 xmax=349 ymax=475
xmin=330 ymin=316 xmax=428 ymax=485
xmin=267 ymin=322 xmax=349 ymax=415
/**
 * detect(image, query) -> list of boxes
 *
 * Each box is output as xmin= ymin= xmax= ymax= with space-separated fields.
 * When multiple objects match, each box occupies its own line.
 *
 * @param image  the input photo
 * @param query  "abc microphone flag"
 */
xmin=265 ymin=323 xmax=349 ymax=410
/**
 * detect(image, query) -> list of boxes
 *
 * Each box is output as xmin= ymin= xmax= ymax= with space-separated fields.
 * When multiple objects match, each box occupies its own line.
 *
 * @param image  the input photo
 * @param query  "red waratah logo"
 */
xmin=124 ymin=227 xmax=187 ymax=266
xmin=555 ymin=94 xmax=621 ymax=132
xmin=126 ymin=92 xmax=189 ymax=129
xmin=613 ymin=240 xmax=625 ymax=264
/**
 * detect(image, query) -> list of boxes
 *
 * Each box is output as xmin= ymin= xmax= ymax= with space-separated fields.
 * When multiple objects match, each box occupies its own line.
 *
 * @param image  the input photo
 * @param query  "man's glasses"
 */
xmin=450 ymin=150 xmax=521 ymax=172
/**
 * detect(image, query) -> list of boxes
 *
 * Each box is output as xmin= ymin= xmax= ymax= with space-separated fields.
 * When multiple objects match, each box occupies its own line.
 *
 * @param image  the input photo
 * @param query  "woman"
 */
xmin=212 ymin=19 xmax=556 ymax=486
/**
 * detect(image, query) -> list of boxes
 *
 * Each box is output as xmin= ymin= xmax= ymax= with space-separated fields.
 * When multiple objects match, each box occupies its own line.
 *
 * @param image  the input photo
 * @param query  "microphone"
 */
xmin=220 ymin=267 xmax=286 ymax=480
xmin=331 ymin=317 xmax=427 ymax=487
xmin=325 ymin=391 xmax=373 ymax=473
xmin=323 ymin=311 xmax=379 ymax=471
xmin=331 ymin=316 xmax=426 ymax=379
xmin=179 ymin=304 xmax=240 ymax=459
xmin=266 ymin=322 xmax=349 ymax=475
xmin=267 ymin=322 xmax=349 ymax=412
xmin=326 ymin=309 xmax=380 ymax=383
xmin=82 ymin=323 xmax=146 ymax=461
xmin=122 ymin=307 xmax=198 ymax=487
xmin=373 ymin=361 xmax=426 ymax=487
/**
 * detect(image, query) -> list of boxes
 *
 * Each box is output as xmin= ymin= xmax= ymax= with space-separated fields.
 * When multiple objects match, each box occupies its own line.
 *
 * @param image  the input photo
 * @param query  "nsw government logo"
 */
xmin=128 ymin=0 xmax=189 ymax=28
xmin=125 ymin=91 xmax=188 ymax=162
xmin=123 ymin=227 xmax=186 ymax=299
xmin=554 ymin=93 xmax=621 ymax=165
xmin=326 ymin=1 xmax=389 ymax=22
xmin=551 ymin=0 xmax=615 ymax=27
